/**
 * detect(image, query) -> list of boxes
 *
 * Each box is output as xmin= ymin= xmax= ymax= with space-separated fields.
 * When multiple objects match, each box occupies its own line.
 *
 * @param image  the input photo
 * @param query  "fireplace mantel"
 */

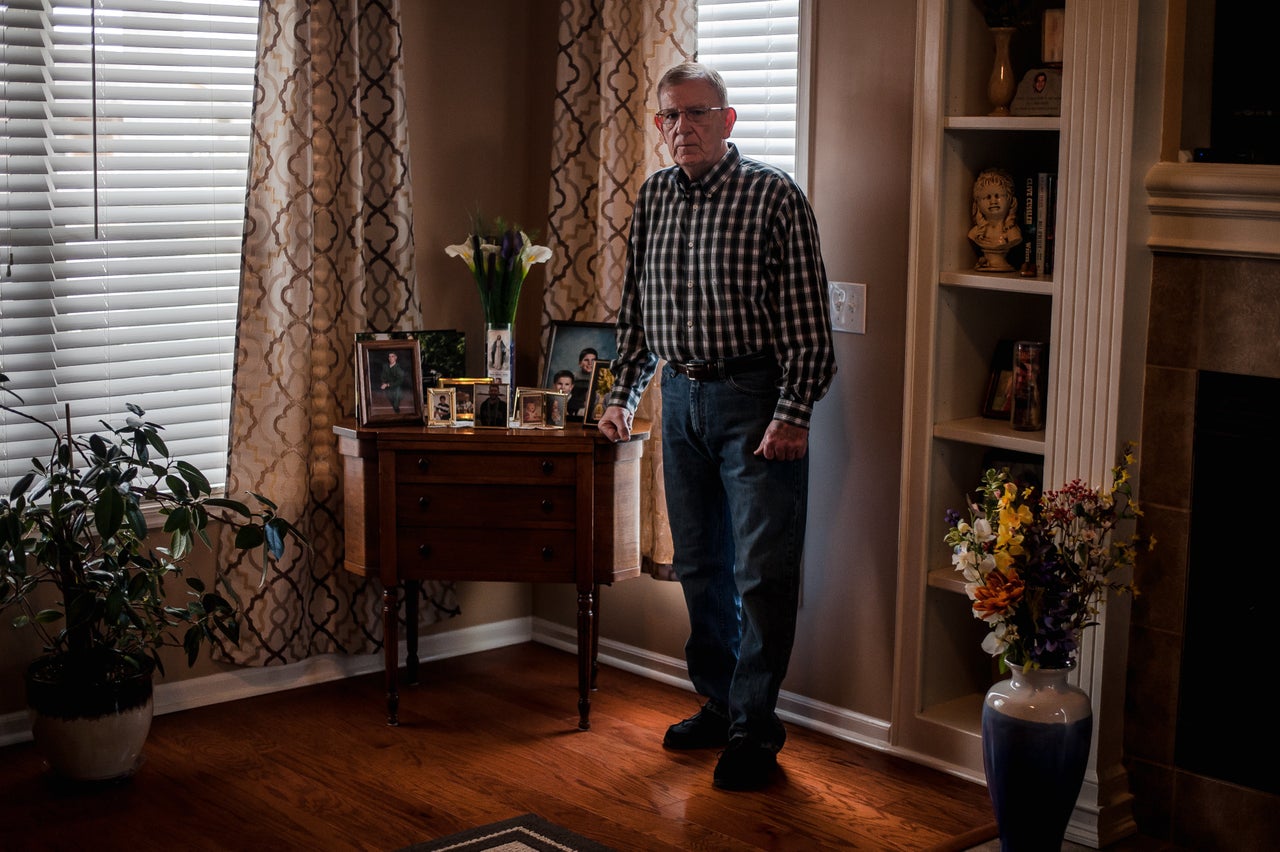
xmin=1146 ymin=162 xmax=1280 ymax=259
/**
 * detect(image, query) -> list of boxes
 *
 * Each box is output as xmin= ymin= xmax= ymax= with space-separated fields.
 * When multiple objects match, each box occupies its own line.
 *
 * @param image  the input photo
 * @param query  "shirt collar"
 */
xmin=673 ymin=143 xmax=740 ymax=196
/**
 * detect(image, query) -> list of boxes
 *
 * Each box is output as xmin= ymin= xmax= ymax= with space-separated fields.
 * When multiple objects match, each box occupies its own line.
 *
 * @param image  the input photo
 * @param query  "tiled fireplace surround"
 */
xmin=1127 ymin=253 xmax=1280 ymax=848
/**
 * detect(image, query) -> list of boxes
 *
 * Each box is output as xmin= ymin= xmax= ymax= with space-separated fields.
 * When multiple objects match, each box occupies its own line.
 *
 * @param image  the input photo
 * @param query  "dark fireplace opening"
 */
xmin=1177 ymin=370 xmax=1280 ymax=796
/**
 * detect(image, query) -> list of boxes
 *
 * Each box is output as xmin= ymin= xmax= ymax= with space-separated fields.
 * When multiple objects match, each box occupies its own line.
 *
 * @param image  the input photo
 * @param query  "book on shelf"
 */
xmin=1018 ymin=173 xmax=1038 ymax=277
xmin=1015 ymin=171 xmax=1056 ymax=278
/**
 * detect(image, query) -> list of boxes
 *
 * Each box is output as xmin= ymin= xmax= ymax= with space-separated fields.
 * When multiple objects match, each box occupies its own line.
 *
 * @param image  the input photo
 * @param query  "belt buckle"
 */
xmin=684 ymin=359 xmax=712 ymax=381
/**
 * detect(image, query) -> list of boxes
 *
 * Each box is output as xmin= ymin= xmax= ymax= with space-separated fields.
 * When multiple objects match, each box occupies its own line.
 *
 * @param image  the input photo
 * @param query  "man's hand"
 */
xmin=598 ymin=405 xmax=632 ymax=443
xmin=754 ymin=419 xmax=808 ymax=461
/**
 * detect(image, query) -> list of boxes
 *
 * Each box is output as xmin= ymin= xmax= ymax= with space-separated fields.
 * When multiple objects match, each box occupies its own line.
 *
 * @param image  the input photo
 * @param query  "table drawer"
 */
xmin=395 ymin=451 xmax=576 ymax=484
xmin=397 ymin=483 xmax=576 ymax=527
xmin=396 ymin=529 xmax=577 ymax=582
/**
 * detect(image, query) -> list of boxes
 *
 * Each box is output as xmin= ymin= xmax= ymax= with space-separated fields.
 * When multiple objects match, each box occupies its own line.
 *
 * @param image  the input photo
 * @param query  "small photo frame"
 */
xmin=355 ymin=328 xmax=465 ymax=391
xmin=356 ymin=339 xmax=424 ymax=425
xmin=474 ymin=382 xmax=510 ymax=428
xmin=427 ymin=387 xmax=456 ymax=426
xmin=516 ymin=388 xmax=545 ymax=427
xmin=543 ymin=321 xmax=618 ymax=421
xmin=542 ymin=391 xmax=568 ymax=429
xmin=982 ymin=339 xmax=1016 ymax=420
xmin=440 ymin=377 xmax=489 ymax=424
xmin=583 ymin=360 xmax=615 ymax=427
xmin=1042 ymin=8 xmax=1065 ymax=66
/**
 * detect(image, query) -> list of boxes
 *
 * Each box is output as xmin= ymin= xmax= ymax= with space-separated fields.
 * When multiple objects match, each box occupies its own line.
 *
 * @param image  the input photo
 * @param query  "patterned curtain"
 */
xmin=543 ymin=0 xmax=696 ymax=579
xmin=215 ymin=0 xmax=458 ymax=665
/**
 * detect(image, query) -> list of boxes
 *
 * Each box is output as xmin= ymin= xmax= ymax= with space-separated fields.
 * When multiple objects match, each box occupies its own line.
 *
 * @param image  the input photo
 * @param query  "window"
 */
xmin=696 ymin=0 xmax=810 ymax=183
xmin=0 ymin=0 xmax=258 ymax=491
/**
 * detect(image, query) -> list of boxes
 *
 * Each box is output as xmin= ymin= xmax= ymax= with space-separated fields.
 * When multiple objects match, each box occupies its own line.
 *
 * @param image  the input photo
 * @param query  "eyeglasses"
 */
xmin=655 ymin=106 xmax=730 ymax=129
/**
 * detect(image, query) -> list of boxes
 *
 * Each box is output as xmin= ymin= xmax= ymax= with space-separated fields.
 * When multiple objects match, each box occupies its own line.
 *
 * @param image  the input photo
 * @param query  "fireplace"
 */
xmin=1130 ymin=253 xmax=1280 ymax=849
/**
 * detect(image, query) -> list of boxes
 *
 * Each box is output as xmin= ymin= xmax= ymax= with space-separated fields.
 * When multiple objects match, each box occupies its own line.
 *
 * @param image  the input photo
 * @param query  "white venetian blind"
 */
xmin=697 ymin=0 xmax=806 ymax=179
xmin=0 ymin=0 xmax=259 ymax=491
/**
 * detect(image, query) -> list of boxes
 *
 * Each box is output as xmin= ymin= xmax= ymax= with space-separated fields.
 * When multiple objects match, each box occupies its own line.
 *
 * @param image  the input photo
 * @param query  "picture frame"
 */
xmin=439 ymin=377 xmax=490 ymax=424
xmin=355 ymin=329 xmax=465 ymax=390
xmin=583 ymin=360 xmax=615 ymax=427
xmin=473 ymin=382 xmax=510 ymax=428
xmin=426 ymin=387 xmax=456 ymax=427
xmin=543 ymin=321 xmax=618 ymax=421
xmin=982 ymin=339 xmax=1016 ymax=420
xmin=516 ymin=388 xmax=545 ymax=427
xmin=356 ymin=339 xmax=424 ymax=425
xmin=542 ymin=391 xmax=568 ymax=429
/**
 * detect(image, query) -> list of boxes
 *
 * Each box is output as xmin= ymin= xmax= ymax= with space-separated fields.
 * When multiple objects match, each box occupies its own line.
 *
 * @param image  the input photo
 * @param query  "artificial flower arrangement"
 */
xmin=944 ymin=443 xmax=1153 ymax=670
xmin=444 ymin=216 xmax=552 ymax=326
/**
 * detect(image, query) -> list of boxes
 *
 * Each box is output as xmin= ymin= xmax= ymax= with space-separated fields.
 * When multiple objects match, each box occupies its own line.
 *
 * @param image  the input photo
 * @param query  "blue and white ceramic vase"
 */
xmin=981 ymin=661 xmax=1093 ymax=851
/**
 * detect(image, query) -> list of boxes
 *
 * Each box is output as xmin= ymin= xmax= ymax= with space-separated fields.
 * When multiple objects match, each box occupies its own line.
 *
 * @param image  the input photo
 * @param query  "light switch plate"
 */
xmin=829 ymin=281 xmax=866 ymax=334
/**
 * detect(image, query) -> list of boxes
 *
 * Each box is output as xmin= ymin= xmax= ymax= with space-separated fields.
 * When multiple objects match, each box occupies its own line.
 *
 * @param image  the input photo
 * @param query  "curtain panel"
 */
xmin=543 ymin=0 xmax=696 ymax=578
xmin=216 ymin=0 xmax=457 ymax=665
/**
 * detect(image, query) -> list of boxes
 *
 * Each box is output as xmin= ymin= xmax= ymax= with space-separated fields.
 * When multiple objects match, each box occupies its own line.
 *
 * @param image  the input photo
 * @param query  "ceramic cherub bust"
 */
xmin=968 ymin=168 xmax=1022 ymax=273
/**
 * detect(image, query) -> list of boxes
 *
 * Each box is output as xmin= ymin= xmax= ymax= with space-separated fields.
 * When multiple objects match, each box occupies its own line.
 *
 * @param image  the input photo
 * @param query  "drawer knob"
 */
xmin=418 ymin=496 xmax=430 ymax=509
xmin=418 ymin=543 xmax=431 ymax=558
xmin=540 ymin=499 xmax=553 ymax=513
xmin=541 ymin=546 xmax=554 ymax=561
xmin=417 ymin=457 xmax=430 ymax=471
xmin=540 ymin=459 xmax=554 ymax=474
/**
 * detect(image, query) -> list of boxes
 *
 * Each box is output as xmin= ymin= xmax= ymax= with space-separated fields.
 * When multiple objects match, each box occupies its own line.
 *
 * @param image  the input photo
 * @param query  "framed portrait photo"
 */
xmin=440 ymin=377 xmax=489 ymax=424
xmin=982 ymin=339 xmax=1016 ymax=420
xmin=515 ymin=388 xmax=545 ymax=427
xmin=583 ymin=360 xmax=615 ymax=427
xmin=543 ymin=321 xmax=618 ymax=421
xmin=426 ymin=387 xmax=456 ymax=427
xmin=356 ymin=339 xmax=424 ymax=425
xmin=542 ymin=391 xmax=568 ymax=429
xmin=473 ymin=382 xmax=510 ymax=428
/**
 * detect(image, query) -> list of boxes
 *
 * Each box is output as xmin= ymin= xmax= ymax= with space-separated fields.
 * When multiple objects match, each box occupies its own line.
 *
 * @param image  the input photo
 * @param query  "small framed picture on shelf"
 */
xmin=981 ymin=339 xmax=1016 ymax=420
xmin=355 ymin=339 xmax=424 ymax=425
xmin=1011 ymin=67 xmax=1062 ymax=117
xmin=516 ymin=389 xmax=545 ymax=427
xmin=426 ymin=387 xmax=455 ymax=426
xmin=473 ymin=382 xmax=510 ymax=428
xmin=438 ymin=377 xmax=489 ymax=424
xmin=1042 ymin=7 xmax=1065 ymax=66
xmin=583 ymin=360 xmax=615 ymax=427
xmin=542 ymin=391 xmax=568 ymax=428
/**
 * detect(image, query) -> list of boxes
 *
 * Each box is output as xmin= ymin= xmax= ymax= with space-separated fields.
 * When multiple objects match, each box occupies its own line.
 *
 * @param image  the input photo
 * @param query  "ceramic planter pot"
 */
xmin=25 ymin=651 xmax=156 ymax=782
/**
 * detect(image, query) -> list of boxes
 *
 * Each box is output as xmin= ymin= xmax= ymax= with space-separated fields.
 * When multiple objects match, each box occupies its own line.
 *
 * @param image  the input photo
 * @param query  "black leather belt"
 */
xmin=668 ymin=351 xmax=775 ymax=382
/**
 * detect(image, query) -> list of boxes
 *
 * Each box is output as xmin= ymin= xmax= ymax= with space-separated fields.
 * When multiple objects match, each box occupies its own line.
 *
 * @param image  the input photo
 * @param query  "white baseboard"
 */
xmin=2 ymin=616 xmax=892 ymax=759
xmin=529 ymin=617 xmax=892 ymax=753
xmin=0 ymin=616 xmax=533 ymax=748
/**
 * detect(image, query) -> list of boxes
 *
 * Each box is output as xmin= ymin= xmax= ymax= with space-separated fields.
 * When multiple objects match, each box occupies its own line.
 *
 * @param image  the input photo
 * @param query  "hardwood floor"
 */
xmin=0 ymin=643 xmax=1010 ymax=850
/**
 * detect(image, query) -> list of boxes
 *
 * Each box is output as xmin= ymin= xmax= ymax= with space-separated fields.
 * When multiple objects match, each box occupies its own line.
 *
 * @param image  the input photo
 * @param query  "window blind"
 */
xmin=0 ymin=0 xmax=258 ymax=492
xmin=697 ymin=0 xmax=807 ymax=180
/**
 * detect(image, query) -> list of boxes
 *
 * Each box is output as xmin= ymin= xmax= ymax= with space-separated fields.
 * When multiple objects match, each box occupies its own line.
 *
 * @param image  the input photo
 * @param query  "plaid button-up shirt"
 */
xmin=606 ymin=144 xmax=836 ymax=427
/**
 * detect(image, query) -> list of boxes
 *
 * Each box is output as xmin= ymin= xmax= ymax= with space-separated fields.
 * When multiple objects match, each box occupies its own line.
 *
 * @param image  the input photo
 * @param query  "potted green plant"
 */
xmin=0 ymin=373 xmax=306 ymax=781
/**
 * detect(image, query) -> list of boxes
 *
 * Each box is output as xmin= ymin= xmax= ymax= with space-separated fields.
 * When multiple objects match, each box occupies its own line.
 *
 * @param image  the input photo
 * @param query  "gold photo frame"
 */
xmin=439 ymin=377 xmax=491 ymax=424
xmin=583 ymin=360 xmax=614 ymax=427
xmin=356 ymin=339 xmax=424 ymax=425
xmin=426 ymin=387 xmax=456 ymax=426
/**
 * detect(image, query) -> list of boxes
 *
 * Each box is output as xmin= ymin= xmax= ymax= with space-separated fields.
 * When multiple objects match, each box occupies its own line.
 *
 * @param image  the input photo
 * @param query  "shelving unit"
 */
xmin=894 ymin=0 xmax=1146 ymax=845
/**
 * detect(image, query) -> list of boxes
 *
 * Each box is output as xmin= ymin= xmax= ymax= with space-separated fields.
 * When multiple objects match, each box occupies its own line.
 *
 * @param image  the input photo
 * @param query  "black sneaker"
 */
xmin=662 ymin=702 xmax=731 ymax=750
xmin=712 ymin=736 xmax=778 ymax=791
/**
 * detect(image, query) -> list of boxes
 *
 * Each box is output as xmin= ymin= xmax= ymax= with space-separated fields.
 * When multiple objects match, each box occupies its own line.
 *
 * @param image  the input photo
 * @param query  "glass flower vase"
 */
xmin=981 ymin=662 xmax=1093 ymax=851
xmin=484 ymin=320 xmax=512 ymax=385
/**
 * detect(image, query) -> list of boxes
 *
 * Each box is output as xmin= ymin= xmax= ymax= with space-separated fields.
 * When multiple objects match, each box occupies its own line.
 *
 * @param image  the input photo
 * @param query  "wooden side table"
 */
xmin=333 ymin=420 xmax=648 ymax=729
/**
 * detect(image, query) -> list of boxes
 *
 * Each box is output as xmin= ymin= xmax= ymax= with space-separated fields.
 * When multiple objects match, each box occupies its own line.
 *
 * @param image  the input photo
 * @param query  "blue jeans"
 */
xmin=660 ymin=362 xmax=808 ymax=751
